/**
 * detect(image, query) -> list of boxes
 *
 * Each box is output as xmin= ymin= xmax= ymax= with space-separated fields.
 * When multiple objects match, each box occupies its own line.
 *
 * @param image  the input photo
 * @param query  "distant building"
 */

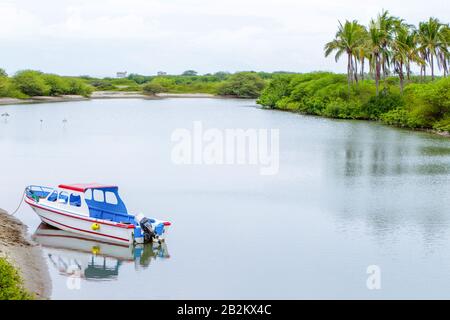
xmin=157 ymin=71 xmax=167 ymax=76
xmin=116 ymin=71 xmax=127 ymax=78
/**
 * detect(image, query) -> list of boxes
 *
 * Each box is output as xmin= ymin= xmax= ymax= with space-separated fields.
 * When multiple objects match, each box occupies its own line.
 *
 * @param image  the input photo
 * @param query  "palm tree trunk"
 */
xmin=399 ymin=61 xmax=404 ymax=94
xmin=361 ymin=58 xmax=365 ymax=80
xmin=375 ymin=55 xmax=381 ymax=96
xmin=423 ymin=61 xmax=427 ymax=82
xmin=353 ymin=56 xmax=358 ymax=83
xmin=431 ymin=54 xmax=435 ymax=80
xmin=347 ymin=53 xmax=352 ymax=93
xmin=406 ymin=61 xmax=410 ymax=81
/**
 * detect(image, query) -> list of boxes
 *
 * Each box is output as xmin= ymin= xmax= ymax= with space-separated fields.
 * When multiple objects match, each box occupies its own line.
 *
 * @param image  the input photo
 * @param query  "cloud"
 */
xmin=0 ymin=0 xmax=448 ymax=76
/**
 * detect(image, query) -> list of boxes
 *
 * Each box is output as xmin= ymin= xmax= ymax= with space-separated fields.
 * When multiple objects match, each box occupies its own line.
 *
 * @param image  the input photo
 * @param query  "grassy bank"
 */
xmin=0 ymin=69 xmax=275 ymax=99
xmin=0 ymin=257 xmax=33 ymax=300
xmin=257 ymin=72 xmax=450 ymax=133
xmin=2 ymin=68 xmax=448 ymax=135
xmin=87 ymin=71 xmax=271 ymax=98
xmin=0 ymin=70 xmax=93 ymax=98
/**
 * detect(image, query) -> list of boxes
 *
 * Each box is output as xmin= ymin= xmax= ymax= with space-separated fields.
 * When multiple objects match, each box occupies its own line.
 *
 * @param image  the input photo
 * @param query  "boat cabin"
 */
xmin=28 ymin=183 xmax=136 ymax=225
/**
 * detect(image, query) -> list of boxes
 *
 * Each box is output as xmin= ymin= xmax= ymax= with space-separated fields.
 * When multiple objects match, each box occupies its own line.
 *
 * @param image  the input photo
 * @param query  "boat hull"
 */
xmin=25 ymin=197 xmax=135 ymax=245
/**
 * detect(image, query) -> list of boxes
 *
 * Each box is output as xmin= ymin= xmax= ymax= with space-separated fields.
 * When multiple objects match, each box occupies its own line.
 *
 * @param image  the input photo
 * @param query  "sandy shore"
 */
xmin=0 ymin=91 xmax=220 ymax=105
xmin=90 ymin=91 xmax=152 ymax=99
xmin=156 ymin=93 xmax=218 ymax=98
xmin=0 ymin=208 xmax=51 ymax=299
xmin=0 ymin=95 xmax=88 ymax=105
xmin=91 ymin=91 xmax=218 ymax=99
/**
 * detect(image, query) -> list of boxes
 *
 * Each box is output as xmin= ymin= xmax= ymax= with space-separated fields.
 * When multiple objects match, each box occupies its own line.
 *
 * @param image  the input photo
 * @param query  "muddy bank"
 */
xmin=156 ymin=93 xmax=218 ymax=98
xmin=90 ymin=91 xmax=153 ymax=99
xmin=0 ymin=91 xmax=220 ymax=105
xmin=91 ymin=91 xmax=218 ymax=99
xmin=0 ymin=95 xmax=88 ymax=105
xmin=0 ymin=208 xmax=51 ymax=299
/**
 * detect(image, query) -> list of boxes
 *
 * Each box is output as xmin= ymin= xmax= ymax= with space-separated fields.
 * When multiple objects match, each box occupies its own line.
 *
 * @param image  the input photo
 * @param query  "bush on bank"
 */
xmin=257 ymin=72 xmax=450 ymax=132
xmin=0 ymin=70 xmax=93 ymax=98
xmin=217 ymin=72 xmax=266 ymax=98
xmin=0 ymin=258 xmax=33 ymax=300
xmin=142 ymin=82 xmax=165 ymax=95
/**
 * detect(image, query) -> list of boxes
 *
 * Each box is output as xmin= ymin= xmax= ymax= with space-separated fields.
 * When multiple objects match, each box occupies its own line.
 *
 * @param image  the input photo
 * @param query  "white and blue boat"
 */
xmin=24 ymin=183 xmax=171 ymax=245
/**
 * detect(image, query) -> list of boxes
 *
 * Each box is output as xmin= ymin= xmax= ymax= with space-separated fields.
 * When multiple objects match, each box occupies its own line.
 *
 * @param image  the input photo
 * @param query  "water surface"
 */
xmin=1 ymin=98 xmax=450 ymax=299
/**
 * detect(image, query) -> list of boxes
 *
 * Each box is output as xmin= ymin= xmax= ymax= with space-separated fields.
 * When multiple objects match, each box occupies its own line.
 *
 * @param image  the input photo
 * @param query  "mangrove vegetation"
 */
xmin=0 ymin=10 xmax=448 ymax=134
xmin=258 ymin=11 xmax=449 ymax=133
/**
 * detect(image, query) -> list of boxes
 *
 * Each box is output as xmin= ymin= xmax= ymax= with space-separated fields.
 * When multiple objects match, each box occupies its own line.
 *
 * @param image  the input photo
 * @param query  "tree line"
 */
xmin=324 ymin=10 xmax=449 ymax=94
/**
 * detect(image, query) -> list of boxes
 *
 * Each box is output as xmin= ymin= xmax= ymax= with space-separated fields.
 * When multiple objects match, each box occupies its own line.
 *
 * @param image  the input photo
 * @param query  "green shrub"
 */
xmin=150 ymin=77 xmax=176 ymax=90
xmin=218 ymin=72 xmax=266 ymax=98
xmin=257 ymin=72 xmax=450 ymax=131
xmin=360 ymin=89 xmax=404 ymax=120
xmin=0 ymin=258 xmax=33 ymax=300
xmin=380 ymin=108 xmax=412 ymax=127
xmin=433 ymin=117 xmax=450 ymax=132
xmin=42 ymin=74 xmax=70 ymax=96
xmin=89 ymin=80 xmax=116 ymax=91
xmin=322 ymin=99 xmax=363 ymax=119
xmin=0 ymin=77 xmax=27 ymax=98
xmin=13 ymin=70 xmax=50 ymax=96
xmin=142 ymin=82 xmax=165 ymax=95
xmin=257 ymin=75 xmax=294 ymax=107
xmin=65 ymin=78 xmax=93 ymax=96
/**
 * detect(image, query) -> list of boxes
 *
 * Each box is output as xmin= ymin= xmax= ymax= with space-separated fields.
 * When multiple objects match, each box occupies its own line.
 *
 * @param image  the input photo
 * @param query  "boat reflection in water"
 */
xmin=32 ymin=223 xmax=170 ymax=281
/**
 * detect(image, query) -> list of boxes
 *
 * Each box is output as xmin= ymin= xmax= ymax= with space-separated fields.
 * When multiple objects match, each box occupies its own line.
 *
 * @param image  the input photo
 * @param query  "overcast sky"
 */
xmin=0 ymin=0 xmax=448 ymax=77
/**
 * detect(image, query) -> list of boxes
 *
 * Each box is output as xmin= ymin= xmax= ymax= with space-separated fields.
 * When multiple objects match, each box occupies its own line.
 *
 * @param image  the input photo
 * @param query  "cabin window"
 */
xmin=85 ymin=189 xmax=92 ymax=200
xmin=58 ymin=192 xmax=69 ymax=204
xmin=105 ymin=191 xmax=118 ymax=205
xmin=47 ymin=191 xmax=57 ymax=202
xmin=93 ymin=189 xmax=104 ymax=202
xmin=70 ymin=194 xmax=81 ymax=207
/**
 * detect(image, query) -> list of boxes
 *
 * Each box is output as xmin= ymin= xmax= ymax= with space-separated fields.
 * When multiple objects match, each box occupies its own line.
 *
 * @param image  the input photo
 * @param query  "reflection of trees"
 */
xmin=323 ymin=122 xmax=450 ymax=243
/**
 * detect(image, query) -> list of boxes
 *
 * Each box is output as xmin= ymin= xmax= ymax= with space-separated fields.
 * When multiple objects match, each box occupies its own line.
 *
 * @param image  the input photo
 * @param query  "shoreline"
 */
xmin=262 ymin=106 xmax=450 ymax=139
xmin=0 ymin=208 xmax=51 ymax=299
xmin=0 ymin=91 xmax=220 ymax=106
xmin=1 ymin=92 xmax=447 ymax=138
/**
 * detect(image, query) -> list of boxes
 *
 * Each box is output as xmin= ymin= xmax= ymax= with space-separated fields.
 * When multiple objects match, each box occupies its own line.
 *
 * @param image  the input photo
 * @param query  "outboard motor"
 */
xmin=135 ymin=213 xmax=155 ymax=243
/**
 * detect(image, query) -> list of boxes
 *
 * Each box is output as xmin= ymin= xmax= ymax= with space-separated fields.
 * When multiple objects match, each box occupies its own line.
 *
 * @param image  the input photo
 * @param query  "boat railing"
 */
xmin=26 ymin=185 xmax=56 ymax=199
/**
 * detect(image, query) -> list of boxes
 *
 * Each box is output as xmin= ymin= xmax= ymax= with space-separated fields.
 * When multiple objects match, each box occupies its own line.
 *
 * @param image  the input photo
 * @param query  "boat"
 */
xmin=24 ymin=183 xmax=171 ymax=245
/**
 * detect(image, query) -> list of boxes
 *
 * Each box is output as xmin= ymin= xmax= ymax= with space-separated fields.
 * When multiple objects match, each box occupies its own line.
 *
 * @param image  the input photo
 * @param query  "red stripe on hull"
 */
xmin=40 ymin=215 xmax=130 ymax=243
xmin=25 ymin=197 xmax=135 ymax=229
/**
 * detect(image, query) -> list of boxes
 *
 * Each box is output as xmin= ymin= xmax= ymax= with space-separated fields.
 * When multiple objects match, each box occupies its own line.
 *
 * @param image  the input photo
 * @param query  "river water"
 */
xmin=1 ymin=98 xmax=450 ymax=299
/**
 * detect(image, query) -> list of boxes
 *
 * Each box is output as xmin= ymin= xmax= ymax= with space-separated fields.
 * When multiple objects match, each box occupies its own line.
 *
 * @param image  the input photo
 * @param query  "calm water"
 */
xmin=1 ymin=98 xmax=450 ymax=299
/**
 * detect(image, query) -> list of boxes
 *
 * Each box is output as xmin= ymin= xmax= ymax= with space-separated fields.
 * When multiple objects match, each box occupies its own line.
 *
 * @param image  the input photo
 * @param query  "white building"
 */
xmin=116 ymin=71 xmax=127 ymax=78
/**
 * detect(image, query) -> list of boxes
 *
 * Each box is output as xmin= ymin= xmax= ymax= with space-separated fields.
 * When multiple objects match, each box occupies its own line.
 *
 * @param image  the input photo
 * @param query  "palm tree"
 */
xmin=355 ymin=45 xmax=368 ymax=80
xmin=324 ymin=13 xmax=448 ymax=91
xmin=324 ymin=20 xmax=366 ymax=92
xmin=353 ymin=27 xmax=370 ymax=81
xmin=418 ymin=18 xmax=446 ymax=80
xmin=403 ymin=27 xmax=422 ymax=80
xmin=437 ymin=24 xmax=449 ymax=77
xmin=367 ymin=19 xmax=386 ymax=95
xmin=376 ymin=10 xmax=400 ymax=80
xmin=391 ymin=24 xmax=410 ymax=92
